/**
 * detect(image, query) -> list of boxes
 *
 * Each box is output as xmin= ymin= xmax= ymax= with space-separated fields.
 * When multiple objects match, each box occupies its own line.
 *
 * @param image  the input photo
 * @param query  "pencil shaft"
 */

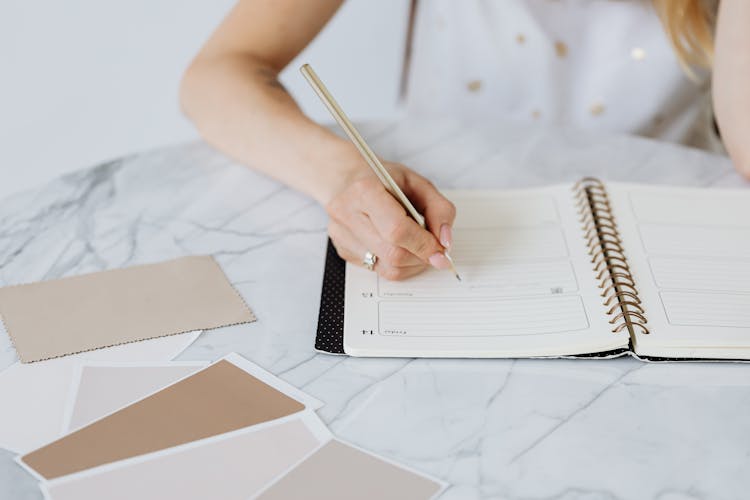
xmin=300 ymin=63 xmax=460 ymax=281
xmin=300 ymin=64 xmax=425 ymax=228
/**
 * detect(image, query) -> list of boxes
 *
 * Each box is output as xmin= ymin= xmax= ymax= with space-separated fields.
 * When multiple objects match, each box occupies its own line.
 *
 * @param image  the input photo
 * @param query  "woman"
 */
xmin=180 ymin=0 xmax=749 ymax=280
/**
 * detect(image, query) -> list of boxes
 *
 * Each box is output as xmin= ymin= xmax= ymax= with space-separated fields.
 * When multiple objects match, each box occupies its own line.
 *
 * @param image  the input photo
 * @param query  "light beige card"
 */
xmin=0 ymin=256 xmax=255 ymax=362
xmin=256 ymin=440 xmax=444 ymax=500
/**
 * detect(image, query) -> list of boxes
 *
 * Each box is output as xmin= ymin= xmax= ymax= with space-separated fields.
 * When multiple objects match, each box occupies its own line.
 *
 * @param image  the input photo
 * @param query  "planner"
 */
xmin=315 ymin=178 xmax=750 ymax=361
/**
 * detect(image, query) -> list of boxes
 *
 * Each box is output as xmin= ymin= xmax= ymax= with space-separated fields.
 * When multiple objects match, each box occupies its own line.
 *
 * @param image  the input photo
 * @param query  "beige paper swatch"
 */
xmin=66 ymin=364 xmax=204 ymax=431
xmin=44 ymin=418 xmax=325 ymax=500
xmin=257 ymin=440 xmax=443 ymax=500
xmin=22 ymin=360 xmax=305 ymax=480
xmin=0 ymin=256 xmax=255 ymax=362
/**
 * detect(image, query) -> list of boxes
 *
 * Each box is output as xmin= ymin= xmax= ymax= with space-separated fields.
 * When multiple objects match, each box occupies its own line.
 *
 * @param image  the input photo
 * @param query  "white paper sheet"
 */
xmin=343 ymin=187 xmax=623 ymax=357
xmin=0 ymin=331 xmax=201 ymax=453
xmin=607 ymin=183 xmax=750 ymax=358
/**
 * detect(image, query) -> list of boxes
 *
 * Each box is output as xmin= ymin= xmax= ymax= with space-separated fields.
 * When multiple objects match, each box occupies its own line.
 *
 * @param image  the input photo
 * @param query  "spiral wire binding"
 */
xmin=573 ymin=178 xmax=649 ymax=340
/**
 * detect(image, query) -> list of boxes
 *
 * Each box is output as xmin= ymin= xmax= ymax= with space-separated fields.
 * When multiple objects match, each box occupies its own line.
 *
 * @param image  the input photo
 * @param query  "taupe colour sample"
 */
xmin=257 ymin=440 xmax=442 ymax=500
xmin=0 ymin=256 xmax=255 ymax=362
xmin=68 ymin=365 xmax=203 ymax=431
xmin=45 ymin=419 xmax=322 ymax=500
xmin=22 ymin=360 xmax=305 ymax=480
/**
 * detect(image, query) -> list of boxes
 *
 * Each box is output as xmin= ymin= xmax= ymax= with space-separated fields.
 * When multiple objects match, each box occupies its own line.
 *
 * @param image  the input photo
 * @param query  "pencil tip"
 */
xmin=443 ymin=251 xmax=461 ymax=282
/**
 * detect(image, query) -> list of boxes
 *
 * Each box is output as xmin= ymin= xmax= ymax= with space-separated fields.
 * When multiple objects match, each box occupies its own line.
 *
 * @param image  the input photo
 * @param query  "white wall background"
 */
xmin=0 ymin=0 xmax=408 ymax=199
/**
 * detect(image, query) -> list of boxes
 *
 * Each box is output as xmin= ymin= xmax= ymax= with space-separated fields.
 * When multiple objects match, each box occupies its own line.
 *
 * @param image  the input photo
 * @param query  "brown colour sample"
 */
xmin=0 ymin=256 xmax=255 ymax=362
xmin=22 ymin=360 xmax=305 ymax=480
xmin=257 ymin=440 xmax=442 ymax=500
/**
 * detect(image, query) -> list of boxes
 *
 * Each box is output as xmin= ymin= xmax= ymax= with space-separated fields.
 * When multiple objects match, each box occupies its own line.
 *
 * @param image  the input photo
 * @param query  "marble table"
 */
xmin=1 ymin=117 xmax=748 ymax=500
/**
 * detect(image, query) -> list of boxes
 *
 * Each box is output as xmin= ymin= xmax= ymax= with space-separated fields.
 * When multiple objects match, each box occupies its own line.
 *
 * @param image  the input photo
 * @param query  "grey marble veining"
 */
xmin=1 ymin=118 xmax=749 ymax=500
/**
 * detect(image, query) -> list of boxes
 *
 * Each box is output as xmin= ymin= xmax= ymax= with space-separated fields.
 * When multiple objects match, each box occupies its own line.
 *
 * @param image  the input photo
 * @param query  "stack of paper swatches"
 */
xmin=14 ymin=353 xmax=445 ymax=500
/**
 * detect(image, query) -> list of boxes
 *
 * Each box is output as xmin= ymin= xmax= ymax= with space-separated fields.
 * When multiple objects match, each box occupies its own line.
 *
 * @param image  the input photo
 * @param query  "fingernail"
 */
xmin=440 ymin=224 xmax=452 ymax=249
xmin=429 ymin=252 xmax=451 ymax=270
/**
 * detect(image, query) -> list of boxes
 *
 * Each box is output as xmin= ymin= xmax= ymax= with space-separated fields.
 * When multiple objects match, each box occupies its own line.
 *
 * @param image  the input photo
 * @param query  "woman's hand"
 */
xmin=326 ymin=162 xmax=456 ymax=280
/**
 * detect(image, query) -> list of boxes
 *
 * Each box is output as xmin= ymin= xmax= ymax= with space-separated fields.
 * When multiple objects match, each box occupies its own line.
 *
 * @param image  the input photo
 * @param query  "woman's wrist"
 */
xmin=305 ymin=135 xmax=364 ymax=205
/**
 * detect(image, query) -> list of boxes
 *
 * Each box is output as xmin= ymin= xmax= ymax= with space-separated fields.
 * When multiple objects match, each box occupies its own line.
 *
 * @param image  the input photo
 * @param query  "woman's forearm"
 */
xmin=180 ymin=53 xmax=360 ymax=203
xmin=180 ymin=48 xmax=455 ymax=282
xmin=713 ymin=0 xmax=750 ymax=179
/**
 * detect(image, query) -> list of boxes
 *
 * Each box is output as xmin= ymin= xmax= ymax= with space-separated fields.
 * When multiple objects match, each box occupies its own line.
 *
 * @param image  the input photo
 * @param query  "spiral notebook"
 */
xmin=315 ymin=179 xmax=750 ymax=361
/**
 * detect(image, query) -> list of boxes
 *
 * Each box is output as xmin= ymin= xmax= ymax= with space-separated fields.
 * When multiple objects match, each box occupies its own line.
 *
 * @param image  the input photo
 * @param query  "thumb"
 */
xmin=403 ymin=173 xmax=457 ymax=249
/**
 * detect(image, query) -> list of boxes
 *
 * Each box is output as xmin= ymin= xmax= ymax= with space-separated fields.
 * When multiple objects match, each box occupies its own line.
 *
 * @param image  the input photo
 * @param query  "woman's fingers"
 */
xmin=325 ymin=163 xmax=458 ymax=279
xmin=365 ymin=186 xmax=448 ymax=266
xmin=350 ymin=211 xmax=423 ymax=268
xmin=403 ymin=172 xmax=457 ymax=248
xmin=328 ymin=220 xmax=426 ymax=280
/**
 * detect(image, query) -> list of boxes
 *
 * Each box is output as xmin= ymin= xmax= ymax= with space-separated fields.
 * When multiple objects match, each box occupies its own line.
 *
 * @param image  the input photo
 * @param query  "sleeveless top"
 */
xmin=403 ymin=0 xmax=721 ymax=152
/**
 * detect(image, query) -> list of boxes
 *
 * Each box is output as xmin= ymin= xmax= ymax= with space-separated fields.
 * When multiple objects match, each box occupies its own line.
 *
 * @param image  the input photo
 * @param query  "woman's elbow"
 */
xmin=715 ymin=111 xmax=750 ymax=180
xmin=724 ymin=138 xmax=750 ymax=180
xmin=733 ymin=154 xmax=750 ymax=180
xmin=179 ymin=58 xmax=205 ymax=120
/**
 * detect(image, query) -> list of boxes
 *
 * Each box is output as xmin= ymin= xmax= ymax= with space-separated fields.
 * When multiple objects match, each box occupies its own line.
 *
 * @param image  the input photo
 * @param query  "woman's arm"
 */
xmin=180 ymin=0 xmax=456 ymax=280
xmin=180 ymin=0 xmax=353 ymax=202
xmin=712 ymin=0 xmax=750 ymax=179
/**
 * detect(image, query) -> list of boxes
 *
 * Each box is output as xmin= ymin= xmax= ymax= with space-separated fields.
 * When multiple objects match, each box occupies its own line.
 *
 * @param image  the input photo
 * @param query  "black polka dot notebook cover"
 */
xmin=315 ymin=239 xmax=347 ymax=354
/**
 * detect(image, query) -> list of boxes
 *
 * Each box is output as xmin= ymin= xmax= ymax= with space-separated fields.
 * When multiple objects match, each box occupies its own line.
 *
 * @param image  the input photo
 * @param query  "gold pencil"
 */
xmin=300 ymin=63 xmax=461 ymax=281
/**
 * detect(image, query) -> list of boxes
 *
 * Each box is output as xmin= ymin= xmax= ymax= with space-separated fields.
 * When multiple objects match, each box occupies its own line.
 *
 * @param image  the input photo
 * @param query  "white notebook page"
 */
xmin=608 ymin=183 xmax=750 ymax=358
xmin=343 ymin=186 xmax=625 ymax=357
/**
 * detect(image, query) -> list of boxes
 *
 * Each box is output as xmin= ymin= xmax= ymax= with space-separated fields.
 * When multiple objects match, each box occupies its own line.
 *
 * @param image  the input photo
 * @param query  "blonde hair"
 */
xmin=653 ymin=0 xmax=718 ymax=70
